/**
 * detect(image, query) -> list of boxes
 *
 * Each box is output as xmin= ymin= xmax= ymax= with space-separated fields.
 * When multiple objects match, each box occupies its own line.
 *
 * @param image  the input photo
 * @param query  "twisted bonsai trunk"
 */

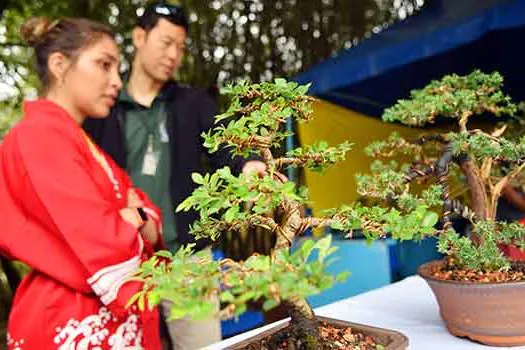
xmin=257 ymin=113 xmax=322 ymax=347
xmin=430 ymin=142 xmax=486 ymax=245
xmin=282 ymin=296 xmax=320 ymax=350
xmin=458 ymin=156 xmax=487 ymax=246
xmin=273 ymin=197 xmax=321 ymax=349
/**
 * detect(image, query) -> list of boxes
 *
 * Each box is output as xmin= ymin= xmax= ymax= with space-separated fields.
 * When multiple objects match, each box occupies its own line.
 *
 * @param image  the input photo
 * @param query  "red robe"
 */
xmin=0 ymin=100 xmax=163 ymax=349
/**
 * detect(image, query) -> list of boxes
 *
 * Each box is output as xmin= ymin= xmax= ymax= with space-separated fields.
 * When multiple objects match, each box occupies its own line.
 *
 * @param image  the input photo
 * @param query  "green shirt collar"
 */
xmin=118 ymin=80 xmax=171 ymax=106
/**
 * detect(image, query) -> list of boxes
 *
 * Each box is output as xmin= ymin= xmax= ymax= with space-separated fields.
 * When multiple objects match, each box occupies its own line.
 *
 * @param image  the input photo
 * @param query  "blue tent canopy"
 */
xmin=294 ymin=0 xmax=525 ymax=117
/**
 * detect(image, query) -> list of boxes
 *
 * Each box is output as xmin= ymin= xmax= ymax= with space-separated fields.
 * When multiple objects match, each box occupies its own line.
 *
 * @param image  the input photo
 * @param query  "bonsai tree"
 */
xmin=133 ymin=79 xmax=437 ymax=349
xmin=358 ymin=70 xmax=525 ymax=276
xmin=357 ymin=70 xmax=525 ymax=347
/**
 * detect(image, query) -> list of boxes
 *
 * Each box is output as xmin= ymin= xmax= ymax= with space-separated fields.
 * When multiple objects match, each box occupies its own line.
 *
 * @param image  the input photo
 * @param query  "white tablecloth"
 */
xmin=204 ymin=276 xmax=525 ymax=349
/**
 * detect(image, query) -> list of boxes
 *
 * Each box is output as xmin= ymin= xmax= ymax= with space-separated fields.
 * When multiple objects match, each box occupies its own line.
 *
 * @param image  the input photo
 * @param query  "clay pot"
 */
xmin=224 ymin=316 xmax=408 ymax=350
xmin=419 ymin=260 xmax=525 ymax=346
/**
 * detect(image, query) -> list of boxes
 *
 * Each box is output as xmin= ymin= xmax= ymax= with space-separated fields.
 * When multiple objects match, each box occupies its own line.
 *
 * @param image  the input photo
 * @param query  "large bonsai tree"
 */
xmin=359 ymin=70 xmax=525 ymax=274
xmin=133 ymin=79 xmax=438 ymax=348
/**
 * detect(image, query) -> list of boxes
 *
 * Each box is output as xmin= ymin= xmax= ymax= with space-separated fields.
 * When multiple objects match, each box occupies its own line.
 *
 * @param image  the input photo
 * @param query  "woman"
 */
xmin=0 ymin=17 xmax=164 ymax=349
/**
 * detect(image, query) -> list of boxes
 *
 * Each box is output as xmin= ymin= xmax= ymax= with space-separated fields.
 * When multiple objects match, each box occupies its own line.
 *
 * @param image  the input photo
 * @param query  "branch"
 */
xmin=274 ymin=152 xmax=326 ymax=170
xmin=224 ymin=215 xmax=281 ymax=234
xmin=416 ymin=134 xmax=448 ymax=145
xmin=275 ymin=157 xmax=303 ymax=169
xmin=469 ymin=129 xmax=500 ymax=143
xmin=404 ymin=162 xmax=436 ymax=183
xmin=301 ymin=217 xmax=335 ymax=230
xmin=276 ymin=199 xmax=302 ymax=249
xmin=226 ymin=135 xmax=272 ymax=149
xmin=459 ymin=111 xmax=473 ymax=132
xmin=490 ymin=161 xmax=525 ymax=220
xmin=447 ymin=199 xmax=476 ymax=222
xmin=250 ymin=215 xmax=281 ymax=232
xmin=435 ymin=144 xmax=455 ymax=231
xmin=301 ymin=214 xmax=385 ymax=240
xmin=243 ymin=214 xmax=295 ymax=248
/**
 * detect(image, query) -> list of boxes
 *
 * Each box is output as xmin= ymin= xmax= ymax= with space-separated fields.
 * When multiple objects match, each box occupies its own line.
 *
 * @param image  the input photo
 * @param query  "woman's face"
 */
xmin=61 ymin=35 xmax=122 ymax=118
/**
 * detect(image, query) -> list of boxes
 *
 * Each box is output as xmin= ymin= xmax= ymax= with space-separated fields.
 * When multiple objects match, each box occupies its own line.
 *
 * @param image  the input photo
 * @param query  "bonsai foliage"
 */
xmin=134 ymin=79 xmax=438 ymax=348
xmin=359 ymin=70 xmax=525 ymax=271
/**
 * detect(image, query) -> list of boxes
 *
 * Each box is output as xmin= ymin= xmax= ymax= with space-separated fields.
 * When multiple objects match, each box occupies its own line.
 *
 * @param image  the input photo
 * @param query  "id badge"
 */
xmin=141 ymin=149 xmax=160 ymax=176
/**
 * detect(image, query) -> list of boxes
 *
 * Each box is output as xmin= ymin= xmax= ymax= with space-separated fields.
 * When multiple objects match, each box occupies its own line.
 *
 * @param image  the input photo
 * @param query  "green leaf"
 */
xmin=168 ymin=307 xmax=190 ymax=320
xmin=296 ymin=84 xmax=309 ymax=95
xmin=191 ymin=173 xmax=205 ymax=185
xmin=282 ymin=181 xmax=295 ymax=194
xmin=262 ymin=299 xmax=280 ymax=311
xmin=336 ymin=271 xmax=350 ymax=283
xmin=148 ymin=291 xmax=161 ymax=309
xmin=422 ymin=211 xmax=439 ymax=228
xmin=315 ymin=235 xmax=333 ymax=263
xmin=155 ymin=250 xmax=174 ymax=258
xmin=275 ymin=78 xmax=287 ymax=88
xmin=224 ymin=206 xmax=239 ymax=223
xmin=138 ymin=293 xmax=145 ymax=311
xmin=220 ymin=291 xmax=235 ymax=303
xmin=298 ymin=239 xmax=316 ymax=260
xmin=126 ymin=291 xmax=143 ymax=309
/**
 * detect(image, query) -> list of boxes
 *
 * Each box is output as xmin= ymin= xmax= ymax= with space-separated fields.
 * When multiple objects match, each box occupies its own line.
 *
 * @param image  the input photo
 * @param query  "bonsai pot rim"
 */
xmin=223 ymin=315 xmax=409 ymax=349
xmin=417 ymin=259 xmax=525 ymax=285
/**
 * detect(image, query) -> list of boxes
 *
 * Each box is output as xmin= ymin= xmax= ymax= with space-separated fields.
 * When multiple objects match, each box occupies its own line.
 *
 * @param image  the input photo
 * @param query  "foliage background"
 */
xmin=0 ymin=0 xmax=425 ymax=116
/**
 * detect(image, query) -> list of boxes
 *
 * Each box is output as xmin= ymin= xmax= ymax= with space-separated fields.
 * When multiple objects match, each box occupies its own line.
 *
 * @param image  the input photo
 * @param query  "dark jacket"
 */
xmin=83 ymin=81 xmax=242 ymax=250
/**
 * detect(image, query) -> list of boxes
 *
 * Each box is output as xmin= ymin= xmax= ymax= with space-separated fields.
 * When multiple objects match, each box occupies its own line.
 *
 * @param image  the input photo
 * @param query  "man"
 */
xmin=83 ymin=2 xmax=264 ymax=348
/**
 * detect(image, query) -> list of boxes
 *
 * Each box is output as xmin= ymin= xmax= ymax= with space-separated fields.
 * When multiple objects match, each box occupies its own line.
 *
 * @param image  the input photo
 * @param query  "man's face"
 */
xmin=134 ymin=18 xmax=187 ymax=82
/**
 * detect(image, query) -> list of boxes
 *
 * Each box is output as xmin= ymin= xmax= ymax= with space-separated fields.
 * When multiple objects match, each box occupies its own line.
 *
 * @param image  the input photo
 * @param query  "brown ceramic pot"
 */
xmin=224 ymin=316 xmax=408 ymax=349
xmin=419 ymin=260 xmax=525 ymax=347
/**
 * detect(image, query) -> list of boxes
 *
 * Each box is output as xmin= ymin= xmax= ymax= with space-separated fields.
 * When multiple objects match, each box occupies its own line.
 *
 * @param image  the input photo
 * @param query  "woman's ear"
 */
xmin=47 ymin=52 xmax=71 ymax=86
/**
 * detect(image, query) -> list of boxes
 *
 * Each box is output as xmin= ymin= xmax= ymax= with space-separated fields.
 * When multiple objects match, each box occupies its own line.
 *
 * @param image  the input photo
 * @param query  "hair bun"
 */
xmin=20 ymin=17 xmax=55 ymax=46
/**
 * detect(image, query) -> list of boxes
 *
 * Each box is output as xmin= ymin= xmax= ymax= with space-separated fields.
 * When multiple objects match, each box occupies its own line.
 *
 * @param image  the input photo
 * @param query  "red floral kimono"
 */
xmin=0 ymin=100 xmax=163 ymax=349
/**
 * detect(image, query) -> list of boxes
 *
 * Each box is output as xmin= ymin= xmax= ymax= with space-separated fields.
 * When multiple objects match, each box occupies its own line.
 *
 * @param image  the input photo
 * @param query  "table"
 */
xmin=204 ymin=276 xmax=525 ymax=349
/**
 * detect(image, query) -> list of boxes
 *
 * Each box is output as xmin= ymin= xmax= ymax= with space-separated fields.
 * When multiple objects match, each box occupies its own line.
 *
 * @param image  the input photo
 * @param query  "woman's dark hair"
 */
xmin=20 ymin=17 xmax=115 ymax=92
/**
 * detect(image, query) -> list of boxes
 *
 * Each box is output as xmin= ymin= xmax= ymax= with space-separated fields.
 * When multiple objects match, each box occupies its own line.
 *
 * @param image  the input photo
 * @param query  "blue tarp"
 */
xmin=295 ymin=0 xmax=525 ymax=117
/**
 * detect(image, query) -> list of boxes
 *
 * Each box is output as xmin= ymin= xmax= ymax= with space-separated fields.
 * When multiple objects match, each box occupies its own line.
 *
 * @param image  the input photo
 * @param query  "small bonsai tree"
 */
xmin=133 ymin=79 xmax=438 ymax=349
xmin=359 ymin=70 xmax=525 ymax=276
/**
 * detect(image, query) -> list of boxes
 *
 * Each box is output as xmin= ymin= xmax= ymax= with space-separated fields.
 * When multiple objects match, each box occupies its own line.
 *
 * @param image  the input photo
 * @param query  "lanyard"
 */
xmin=131 ymin=101 xmax=166 ymax=153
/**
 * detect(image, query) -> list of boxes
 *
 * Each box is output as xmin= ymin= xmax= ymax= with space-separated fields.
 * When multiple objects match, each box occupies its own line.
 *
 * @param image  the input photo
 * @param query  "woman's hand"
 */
xmin=120 ymin=189 xmax=159 ymax=245
xmin=119 ymin=207 xmax=144 ymax=229
xmin=127 ymin=188 xmax=144 ymax=208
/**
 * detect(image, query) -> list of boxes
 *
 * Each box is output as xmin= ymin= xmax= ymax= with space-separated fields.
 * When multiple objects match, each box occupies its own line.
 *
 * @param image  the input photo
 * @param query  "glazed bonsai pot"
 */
xmin=419 ymin=260 xmax=525 ymax=347
xmin=224 ymin=315 xmax=408 ymax=349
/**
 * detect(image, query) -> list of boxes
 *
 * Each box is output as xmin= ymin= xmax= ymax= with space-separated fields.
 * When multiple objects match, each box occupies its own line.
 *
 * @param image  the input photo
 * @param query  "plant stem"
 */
xmin=283 ymin=296 xmax=321 ymax=349
xmin=275 ymin=198 xmax=321 ymax=346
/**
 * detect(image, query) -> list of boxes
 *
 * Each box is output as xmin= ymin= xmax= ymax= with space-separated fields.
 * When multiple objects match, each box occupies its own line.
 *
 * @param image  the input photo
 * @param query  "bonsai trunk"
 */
xmin=459 ymin=158 xmax=487 ymax=246
xmin=274 ymin=198 xmax=322 ymax=348
xmin=280 ymin=296 xmax=320 ymax=350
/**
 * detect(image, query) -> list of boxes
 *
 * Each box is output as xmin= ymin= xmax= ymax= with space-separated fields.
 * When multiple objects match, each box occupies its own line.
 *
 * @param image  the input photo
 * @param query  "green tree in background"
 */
xmin=0 ymin=0 xmax=426 ymax=107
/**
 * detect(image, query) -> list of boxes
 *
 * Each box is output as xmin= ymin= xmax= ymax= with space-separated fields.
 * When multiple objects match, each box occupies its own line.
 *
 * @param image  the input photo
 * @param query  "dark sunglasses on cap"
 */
xmin=140 ymin=3 xmax=189 ymax=31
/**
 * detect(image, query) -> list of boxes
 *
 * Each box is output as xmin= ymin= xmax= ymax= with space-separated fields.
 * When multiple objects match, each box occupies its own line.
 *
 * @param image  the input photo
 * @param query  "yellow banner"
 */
xmin=297 ymin=99 xmax=425 ymax=218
